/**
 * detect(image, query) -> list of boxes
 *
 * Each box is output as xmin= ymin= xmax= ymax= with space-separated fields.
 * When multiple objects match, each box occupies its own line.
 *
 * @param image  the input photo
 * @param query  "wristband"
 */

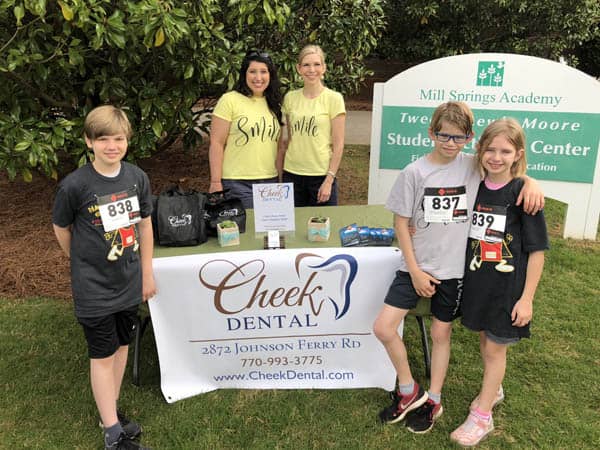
xmin=327 ymin=170 xmax=336 ymax=179
xmin=210 ymin=180 xmax=222 ymax=184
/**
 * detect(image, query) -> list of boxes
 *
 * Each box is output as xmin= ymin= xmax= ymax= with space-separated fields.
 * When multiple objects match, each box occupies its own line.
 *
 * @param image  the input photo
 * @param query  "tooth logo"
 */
xmin=295 ymin=253 xmax=358 ymax=320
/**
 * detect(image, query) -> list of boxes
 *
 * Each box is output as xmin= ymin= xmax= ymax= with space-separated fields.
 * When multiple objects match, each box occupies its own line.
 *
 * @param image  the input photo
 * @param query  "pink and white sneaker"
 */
xmin=469 ymin=385 xmax=504 ymax=411
xmin=450 ymin=411 xmax=494 ymax=447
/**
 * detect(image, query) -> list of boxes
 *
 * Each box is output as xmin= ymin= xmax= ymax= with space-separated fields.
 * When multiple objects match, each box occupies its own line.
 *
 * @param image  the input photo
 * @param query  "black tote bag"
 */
xmin=155 ymin=186 xmax=207 ymax=246
xmin=204 ymin=190 xmax=246 ymax=236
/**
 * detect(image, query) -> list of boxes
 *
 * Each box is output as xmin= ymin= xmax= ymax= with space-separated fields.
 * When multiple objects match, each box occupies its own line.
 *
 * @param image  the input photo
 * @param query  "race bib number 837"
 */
xmin=423 ymin=186 xmax=468 ymax=223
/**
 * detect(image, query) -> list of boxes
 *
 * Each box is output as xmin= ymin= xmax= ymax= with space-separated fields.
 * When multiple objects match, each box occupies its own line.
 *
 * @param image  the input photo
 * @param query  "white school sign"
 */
xmin=368 ymin=53 xmax=600 ymax=240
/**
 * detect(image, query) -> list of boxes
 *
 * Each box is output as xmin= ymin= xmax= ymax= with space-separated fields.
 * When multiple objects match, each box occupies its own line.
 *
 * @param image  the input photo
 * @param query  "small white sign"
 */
xmin=252 ymin=183 xmax=295 ymax=232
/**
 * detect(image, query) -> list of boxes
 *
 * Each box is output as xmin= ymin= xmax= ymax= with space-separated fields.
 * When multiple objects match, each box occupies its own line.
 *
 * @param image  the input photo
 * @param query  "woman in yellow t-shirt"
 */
xmin=209 ymin=51 xmax=283 ymax=209
xmin=277 ymin=45 xmax=346 ymax=206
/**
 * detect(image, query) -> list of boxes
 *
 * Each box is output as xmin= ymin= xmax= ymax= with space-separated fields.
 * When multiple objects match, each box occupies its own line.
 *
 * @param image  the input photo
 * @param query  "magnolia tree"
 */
xmin=0 ymin=0 xmax=384 ymax=181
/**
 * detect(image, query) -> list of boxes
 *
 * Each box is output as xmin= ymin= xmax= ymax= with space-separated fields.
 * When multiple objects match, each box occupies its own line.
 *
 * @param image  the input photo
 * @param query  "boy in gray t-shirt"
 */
xmin=373 ymin=102 xmax=544 ymax=434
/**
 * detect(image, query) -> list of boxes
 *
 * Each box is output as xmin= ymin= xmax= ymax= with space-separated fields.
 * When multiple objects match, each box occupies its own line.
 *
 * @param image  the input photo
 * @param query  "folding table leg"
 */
xmin=414 ymin=315 xmax=431 ymax=379
xmin=132 ymin=315 xmax=152 ymax=386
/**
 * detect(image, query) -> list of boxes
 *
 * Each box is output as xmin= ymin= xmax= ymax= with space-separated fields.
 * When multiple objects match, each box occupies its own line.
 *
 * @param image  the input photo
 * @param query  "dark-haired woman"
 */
xmin=208 ymin=51 xmax=283 ymax=209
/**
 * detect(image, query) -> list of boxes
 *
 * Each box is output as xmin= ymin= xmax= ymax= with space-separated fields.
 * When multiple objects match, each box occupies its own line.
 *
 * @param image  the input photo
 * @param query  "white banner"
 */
xmin=150 ymin=247 xmax=401 ymax=403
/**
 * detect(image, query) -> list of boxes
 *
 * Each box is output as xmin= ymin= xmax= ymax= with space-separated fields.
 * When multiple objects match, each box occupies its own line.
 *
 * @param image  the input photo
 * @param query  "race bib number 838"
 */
xmin=97 ymin=188 xmax=141 ymax=232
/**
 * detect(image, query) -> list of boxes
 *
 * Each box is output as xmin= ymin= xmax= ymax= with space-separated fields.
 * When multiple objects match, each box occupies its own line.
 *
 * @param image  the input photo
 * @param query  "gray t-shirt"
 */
xmin=52 ymin=162 xmax=152 ymax=318
xmin=385 ymin=152 xmax=481 ymax=279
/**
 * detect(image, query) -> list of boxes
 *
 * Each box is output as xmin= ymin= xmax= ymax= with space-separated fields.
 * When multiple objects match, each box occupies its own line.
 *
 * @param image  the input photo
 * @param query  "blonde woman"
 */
xmin=277 ymin=45 xmax=346 ymax=206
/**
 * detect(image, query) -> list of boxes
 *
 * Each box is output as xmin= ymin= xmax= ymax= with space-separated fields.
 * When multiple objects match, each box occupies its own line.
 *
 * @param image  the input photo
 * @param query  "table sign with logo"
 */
xmin=252 ymin=183 xmax=295 ymax=233
xmin=368 ymin=53 xmax=600 ymax=239
xmin=149 ymin=246 xmax=400 ymax=403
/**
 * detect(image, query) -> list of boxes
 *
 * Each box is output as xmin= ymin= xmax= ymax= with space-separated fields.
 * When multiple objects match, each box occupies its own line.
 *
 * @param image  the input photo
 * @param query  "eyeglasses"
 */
xmin=245 ymin=50 xmax=271 ymax=60
xmin=434 ymin=132 xmax=471 ymax=144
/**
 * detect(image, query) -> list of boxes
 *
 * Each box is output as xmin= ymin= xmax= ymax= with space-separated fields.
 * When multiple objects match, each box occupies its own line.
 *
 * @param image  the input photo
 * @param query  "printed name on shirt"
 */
xmin=235 ymin=115 xmax=280 ymax=145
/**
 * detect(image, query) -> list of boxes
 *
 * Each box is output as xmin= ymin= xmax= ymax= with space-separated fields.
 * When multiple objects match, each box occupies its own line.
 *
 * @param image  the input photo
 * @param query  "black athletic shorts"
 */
xmin=384 ymin=271 xmax=462 ymax=322
xmin=77 ymin=305 xmax=139 ymax=359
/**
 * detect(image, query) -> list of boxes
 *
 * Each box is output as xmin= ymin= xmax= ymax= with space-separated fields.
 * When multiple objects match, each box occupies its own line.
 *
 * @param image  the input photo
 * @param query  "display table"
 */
xmin=153 ymin=205 xmax=394 ymax=257
xmin=147 ymin=205 xmax=405 ymax=403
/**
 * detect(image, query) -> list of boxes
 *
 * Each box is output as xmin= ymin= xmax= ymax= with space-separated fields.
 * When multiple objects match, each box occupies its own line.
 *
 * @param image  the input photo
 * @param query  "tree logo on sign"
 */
xmin=476 ymin=61 xmax=505 ymax=87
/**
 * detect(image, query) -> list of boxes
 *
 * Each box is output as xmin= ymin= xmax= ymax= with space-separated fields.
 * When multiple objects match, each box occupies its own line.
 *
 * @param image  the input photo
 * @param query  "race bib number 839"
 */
xmin=469 ymin=203 xmax=507 ymax=243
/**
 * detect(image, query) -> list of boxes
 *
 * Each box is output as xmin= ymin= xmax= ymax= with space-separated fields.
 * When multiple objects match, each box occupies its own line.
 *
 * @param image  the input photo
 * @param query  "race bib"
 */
xmin=97 ymin=188 xmax=141 ymax=232
xmin=469 ymin=203 xmax=507 ymax=242
xmin=423 ymin=186 xmax=468 ymax=223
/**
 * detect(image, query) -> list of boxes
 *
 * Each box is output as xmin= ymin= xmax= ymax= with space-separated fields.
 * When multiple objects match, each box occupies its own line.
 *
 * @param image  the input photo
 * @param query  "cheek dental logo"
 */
xmin=197 ymin=252 xmax=358 ymax=331
xmin=301 ymin=253 xmax=358 ymax=320
xmin=168 ymin=214 xmax=192 ymax=227
xmin=257 ymin=184 xmax=291 ymax=202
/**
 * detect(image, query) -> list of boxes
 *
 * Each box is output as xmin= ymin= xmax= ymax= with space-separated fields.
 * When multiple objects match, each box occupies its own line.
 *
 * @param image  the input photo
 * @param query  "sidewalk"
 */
xmin=345 ymin=110 xmax=372 ymax=146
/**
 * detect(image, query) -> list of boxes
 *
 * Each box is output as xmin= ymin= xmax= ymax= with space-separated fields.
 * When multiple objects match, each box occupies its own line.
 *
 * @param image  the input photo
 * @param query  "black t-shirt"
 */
xmin=461 ymin=178 xmax=549 ymax=339
xmin=52 ymin=162 xmax=152 ymax=318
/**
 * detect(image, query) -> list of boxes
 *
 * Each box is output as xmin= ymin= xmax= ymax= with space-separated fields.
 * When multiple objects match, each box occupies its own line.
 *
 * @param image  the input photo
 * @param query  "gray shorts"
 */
xmin=485 ymin=331 xmax=520 ymax=345
xmin=384 ymin=271 xmax=462 ymax=322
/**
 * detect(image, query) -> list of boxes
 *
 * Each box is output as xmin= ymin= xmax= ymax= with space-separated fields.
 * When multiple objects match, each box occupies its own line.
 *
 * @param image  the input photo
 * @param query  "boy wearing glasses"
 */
xmin=373 ymin=101 xmax=543 ymax=434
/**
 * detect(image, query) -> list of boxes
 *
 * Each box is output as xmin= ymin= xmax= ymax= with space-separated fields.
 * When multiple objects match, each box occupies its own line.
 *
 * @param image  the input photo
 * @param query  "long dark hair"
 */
xmin=234 ymin=51 xmax=283 ymax=125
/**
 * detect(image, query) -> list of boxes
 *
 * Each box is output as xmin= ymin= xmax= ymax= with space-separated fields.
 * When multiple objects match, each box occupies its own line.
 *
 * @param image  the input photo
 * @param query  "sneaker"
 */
xmin=469 ymin=385 xmax=504 ymax=411
xmin=99 ymin=411 xmax=142 ymax=440
xmin=379 ymin=383 xmax=428 ymax=424
xmin=105 ymin=432 xmax=151 ymax=450
xmin=450 ymin=411 xmax=494 ymax=447
xmin=406 ymin=399 xmax=444 ymax=434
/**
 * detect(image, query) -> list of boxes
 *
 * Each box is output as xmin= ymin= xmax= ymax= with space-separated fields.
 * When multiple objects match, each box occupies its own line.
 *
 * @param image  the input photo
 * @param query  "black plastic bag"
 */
xmin=204 ymin=190 xmax=246 ymax=236
xmin=155 ymin=186 xmax=207 ymax=246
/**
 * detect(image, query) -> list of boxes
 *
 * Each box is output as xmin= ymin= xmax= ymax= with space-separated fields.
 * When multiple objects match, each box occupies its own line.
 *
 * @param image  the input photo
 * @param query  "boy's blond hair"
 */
xmin=430 ymin=101 xmax=474 ymax=135
xmin=476 ymin=118 xmax=527 ymax=178
xmin=84 ymin=105 xmax=132 ymax=140
xmin=297 ymin=44 xmax=326 ymax=66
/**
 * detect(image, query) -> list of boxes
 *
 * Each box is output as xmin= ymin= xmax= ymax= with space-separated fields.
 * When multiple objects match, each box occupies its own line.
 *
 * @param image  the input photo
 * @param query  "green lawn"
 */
xmin=1 ymin=146 xmax=599 ymax=449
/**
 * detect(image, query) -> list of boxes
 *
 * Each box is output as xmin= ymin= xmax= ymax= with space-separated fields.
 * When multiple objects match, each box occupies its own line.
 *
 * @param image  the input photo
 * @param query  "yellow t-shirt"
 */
xmin=282 ymin=87 xmax=345 ymax=175
xmin=212 ymin=91 xmax=281 ymax=179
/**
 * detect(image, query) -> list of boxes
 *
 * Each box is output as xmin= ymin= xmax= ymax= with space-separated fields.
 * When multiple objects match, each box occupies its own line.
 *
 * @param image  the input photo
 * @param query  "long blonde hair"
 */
xmin=476 ymin=118 xmax=527 ymax=178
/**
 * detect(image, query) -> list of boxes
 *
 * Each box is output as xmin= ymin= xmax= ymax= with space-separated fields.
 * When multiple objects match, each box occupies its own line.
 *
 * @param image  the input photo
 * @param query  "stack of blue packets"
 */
xmin=339 ymin=223 xmax=395 ymax=247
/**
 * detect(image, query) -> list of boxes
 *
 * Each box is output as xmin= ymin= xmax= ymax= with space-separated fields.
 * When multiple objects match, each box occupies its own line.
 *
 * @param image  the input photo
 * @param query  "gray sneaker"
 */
xmin=105 ymin=432 xmax=150 ymax=450
xmin=99 ymin=410 xmax=142 ymax=440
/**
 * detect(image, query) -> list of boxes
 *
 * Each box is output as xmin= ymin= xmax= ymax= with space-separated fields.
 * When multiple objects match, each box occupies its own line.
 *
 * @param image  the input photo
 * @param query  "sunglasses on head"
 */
xmin=245 ymin=50 xmax=270 ymax=60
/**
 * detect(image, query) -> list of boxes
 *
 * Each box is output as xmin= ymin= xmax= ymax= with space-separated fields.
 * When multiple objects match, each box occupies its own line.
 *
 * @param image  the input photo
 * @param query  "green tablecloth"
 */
xmin=154 ymin=204 xmax=394 ymax=258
